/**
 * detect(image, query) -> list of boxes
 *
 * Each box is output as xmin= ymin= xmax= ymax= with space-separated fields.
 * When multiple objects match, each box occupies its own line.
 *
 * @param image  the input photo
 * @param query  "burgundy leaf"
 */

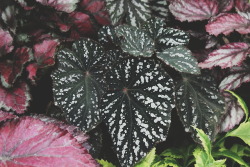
xmin=0 ymin=28 xmax=13 ymax=57
xmin=220 ymin=92 xmax=245 ymax=132
xmin=206 ymin=13 xmax=250 ymax=36
xmin=0 ymin=82 xmax=31 ymax=114
xmin=81 ymin=0 xmax=110 ymax=25
xmin=169 ymin=0 xmax=219 ymax=22
xmin=219 ymin=65 xmax=250 ymax=91
xmin=235 ymin=0 xmax=250 ymax=12
xmin=218 ymin=0 xmax=234 ymax=12
xmin=26 ymin=63 xmax=38 ymax=84
xmin=0 ymin=47 xmax=32 ymax=88
xmin=15 ymin=0 xmax=35 ymax=10
xmin=199 ymin=42 xmax=250 ymax=69
xmin=0 ymin=110 xmax=16 ymax=122
xmin=0 ymin=116 xmax=99 ymax=167
xmin=69 ymin=12 xmax=95 ymax=34
xmin=35 ymin=0 xmax=79 ymax=13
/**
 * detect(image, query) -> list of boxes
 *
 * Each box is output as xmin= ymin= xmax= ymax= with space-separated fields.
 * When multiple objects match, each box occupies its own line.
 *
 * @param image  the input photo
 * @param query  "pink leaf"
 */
xmin=218 ymin=0 xmax=234 ymax=12
xmin=36 ymin=0 xmax=79 ymax=13
xmin=0 ymin=47 xmax=32 ymax=88
xmin=199 ymin=42 xmax=250 ymax=69
xmin=169 ymin=0 xmax=219 ymax=22
xmin=81 ymin=0 xmax=110 ymax=25
xmin=235 ymin=0 xmax=250 ymax=12
xmin=69 ymin=12 xmax=94 ymax=34
xmin=219 ymin=65 xmax=250 ymax=91
xmin=206 ymin=13 xmax=250 ymax=36
xmin=0 ymin=28 xmax=13 ymax=57
xmin=0 ymin=110 xmax=16 ymax=122
xmin=0 ymin=82 xmax=31 ymax=114
xmin=0 ymin=116 xmax=99 ymax=167
xmin=26 ymin=63 xmax=39 ymax=84
xmin=220 ymin=92 xmax=245 ymax=132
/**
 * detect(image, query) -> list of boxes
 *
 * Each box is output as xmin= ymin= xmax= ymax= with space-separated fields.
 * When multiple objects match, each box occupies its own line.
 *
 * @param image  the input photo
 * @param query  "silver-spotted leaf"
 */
xmin=115 ymin=25 xmax=154 ymax=57
xmin=52 ymin=39 xmax=108 ymax=132
xmin=149 ymin=0 xmax=168 ymax=18
xmin=101 ymin=57 xmax=175 ymax=166
xmin=176 ymin=73 xmax=225 ymax=141
xmin=98 ymin=26 xmax=120 ymax=48
xmin=157 ymin=46 xmax=200 ymax=74
xmin=105 ymin=0 xmax=151 ymax=26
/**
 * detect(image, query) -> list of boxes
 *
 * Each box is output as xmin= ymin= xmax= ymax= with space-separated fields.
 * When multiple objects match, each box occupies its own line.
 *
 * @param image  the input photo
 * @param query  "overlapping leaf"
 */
xmin=0 ymin=110 xmax=16 ymax=122
xmin=0 ymin=28 xmax=13 ymax=57
xmin=35 ymin=0 xmax=79 ymax=13
xmin=169 ymin=0 xmax=219 ymax=22
xmin=0 ymin=47 xmax=32 ymax=88
xmin=149 ymin=0 xmax=168 ymax=18
xmin=199 ymin=42 xmax=250 ymax=69
xmin=157 ymin=46 xmax=200 ymax=74
xmin=1 ymin=6 xmax=18 ymax=33
xmin=0 ymin=116 xmax=99 ymax=167
xmin=115 ymin=25 xmax=154 ymax=57
xmin=0 ymin=82 xmax=31 ymax=114
xmin=206 ymin=13 xmax=250 ymax=36
xmin=219 ymin=65 xmax=250 ymax=91
xmin=98 ymin=26 xmax=120 ymax=48
xmin=101 ymin=57 xmax=175 ymax=166
xmin=52 ymin=39 xmax=108 ymax=132
xmin=175 ymin=73 xmax=225 ymax=140
xmin=69 ymin=12 xmax=94 ymax=35
xmin=105 ymin=0 xmax=151 ymax=26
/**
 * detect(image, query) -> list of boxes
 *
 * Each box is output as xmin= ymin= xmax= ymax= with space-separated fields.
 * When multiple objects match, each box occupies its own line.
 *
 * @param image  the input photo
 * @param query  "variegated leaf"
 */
xmin=199 ymin=42 xmax=250 ymax=69
xmin=105 ymin=0 xmax=151 ymax=26
xmin=98 ymin=26 xmax=120 ymax=48
xmin=157 ymin=46 xmax=200 ymax=74
xmin=149 ymin=0 xmax=168 ymax=18
xmin=52 ymin=39 xmax=108 ymax=132
xmin=115 ymin=25 xmax=154 ymax=57
xmin=219 ymin=65 xmax=250 ymax=91
xmin=176 ymin=73 xmax=225 ymax=141
xmin=101 ymin=57 xmax=175 ymax=167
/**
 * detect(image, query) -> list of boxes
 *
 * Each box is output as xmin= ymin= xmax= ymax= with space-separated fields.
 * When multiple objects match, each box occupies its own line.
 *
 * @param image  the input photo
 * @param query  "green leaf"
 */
xmin=101 ymin=57 xmax=175 ymax=166
xmin=152 ymin=157 xmax=181 ymax=167
xmin=230 ymin=144 xmax=250 ymax=157
xmin=160 ymin=148 xmax=183 ymax=159
xmin=194 ymin=127 xmax=212 ymax=157
xmin=105 ymin=0 xmax=151 ymax=26
xmin=98 ymin=26 xmax=120 ymax=49
xmin=227 ymin=121 xmax=250 ymax=146
xmin=115 ymin=25 xmax=155 ymax=57
xmin=157 ymin=46 xmax=200 ymax=74
xmin=51 ymin=39 xmax=108 ymax=131
xmin=175 ymin=73 xmax=225 ymax=141
xmin=97 ymin=159 xmax=116 ymax=167
xmin=226 ymin=90 xmax=249 ymax=122
xmin=135 ymin=148 xmax=156 ymax=167
xmin=149 ymin=0 xmax=168 ymax=18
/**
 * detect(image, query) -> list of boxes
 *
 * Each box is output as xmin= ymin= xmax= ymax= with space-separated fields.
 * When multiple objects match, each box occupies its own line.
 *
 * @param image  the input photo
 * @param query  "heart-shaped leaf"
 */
xmin=101 ymin=57 xmax=175 ymax=166
xmin=105 ymin=0 xmax=151 ymax=26
xmin=157 ymin=46 xmax=200 ymax=74
xmin=52 ymin=39 xmax=108 ymax=132
xmin=175 ymin=73 xmax=225 ymax=140
xmin=0 ymin=28 xmax=13 ymax=57
xmin=115 ymin=25 xmax=154 ymax=57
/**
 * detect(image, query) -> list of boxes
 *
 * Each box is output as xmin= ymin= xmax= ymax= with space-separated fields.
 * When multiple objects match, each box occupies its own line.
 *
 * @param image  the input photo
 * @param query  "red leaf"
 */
xmin=0 ymin=116 xmax=99 ymax=167
xmin=0 ymin=110 xmax=16 ymax=122
xmin=0 ymin=82 xmax=31 ymax=114
xmin=220 ymin=92 xmax=245 ymax=132
xmin=35 ymin=0 xmax=79 ymax=13
xmin=0 ymin=28 xmax=13 ymax=57
xmin=199 ymin=42 xmax=250 ymax=69
xmin=219 ymin=65 xmax=250 ymax=91
xmin=69 ymin=12 xmax=94 ymax=34
xmin=0 ymin=47 xmax=32 ymax=88
xmin=169 ymin=0 xmax=219 ymax=22
xmin=206 ymin=13 xmax=250 ymax=36
xmin=33 ymin=39 xmax=59 ymax=68
xmin=26 ymin=63 xmax=38 ymax=84
xmin=81 ymin=0 xmax=110 ymax=25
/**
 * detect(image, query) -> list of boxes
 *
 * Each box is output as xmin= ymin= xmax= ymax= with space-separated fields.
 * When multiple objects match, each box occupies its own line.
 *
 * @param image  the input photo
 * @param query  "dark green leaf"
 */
xmin=149 ymin=0 xmax=168 ymax=18
xmin=52 ymin=39 xmax=108 ymax=131
xmin=176 ymin=73 xmax=225 ymax=141
xmin=98 ymin=26 xmax=120 ymax=49
xmin=157 ymin=46 xmax=200 ymax=74
xmin=101 ymin=57 xmax=175 ymax=166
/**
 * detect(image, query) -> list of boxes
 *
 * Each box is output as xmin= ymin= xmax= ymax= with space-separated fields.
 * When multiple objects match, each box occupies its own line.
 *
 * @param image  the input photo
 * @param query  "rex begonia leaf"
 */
xmin=98 ymin=26 xmax=120 ymax=48
xmin=157 ymin=46 xmax=200 ymax=74
xmin=1 ymin=6 xmax=18 ymax=33
xmin=0 ymin=28 xmax=13 ymax=57
xmin=0 ymin=116 xmax=99 ymax=167
xmin=105 ymin=0 xmax=151 ymax=26
xmin=115 ymin=25 xmax=154 ymax=57
xmin=220 ymin=92 xmax=245 ymax=132
xmin=0 ymin=82 xmax=31 ymax=114
xmin=101 ymin=57 xmax=175 ymax=166
xmin=235 ymin=0 xmax=250 ymax=12
xmin=15 ymin=0 xmax=35 ymax=10
xmin=69 ymin=12 xmax=94 ymax=35
xmin=0 ymin=47 xmax=32 ymax=88
xmin=206 ymin=13 xmax=250 ymax=36
xmin=169 ymin=0 xmax=219 ymax=22
xmin=26 ymin=63 xmax=38 ymax=84
xmin=149 ymin=0 xmax=168 ymax=18
xmin=199 ymin=42 xmax=250 ymax=69
xmin=218 ymin=0 xmax=234 ymax=12
xmin=35 ymin=0 xmax=79 ymax=13
xmin=81 ymin=0 xmax=110 ymax=25
xmin=0 ymin=110 xmax=16 ymax=122
xmin=52 ymin=39 xmax=108 ymax=132
xmin=176 ymin=73 xmax=225 ymax=141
